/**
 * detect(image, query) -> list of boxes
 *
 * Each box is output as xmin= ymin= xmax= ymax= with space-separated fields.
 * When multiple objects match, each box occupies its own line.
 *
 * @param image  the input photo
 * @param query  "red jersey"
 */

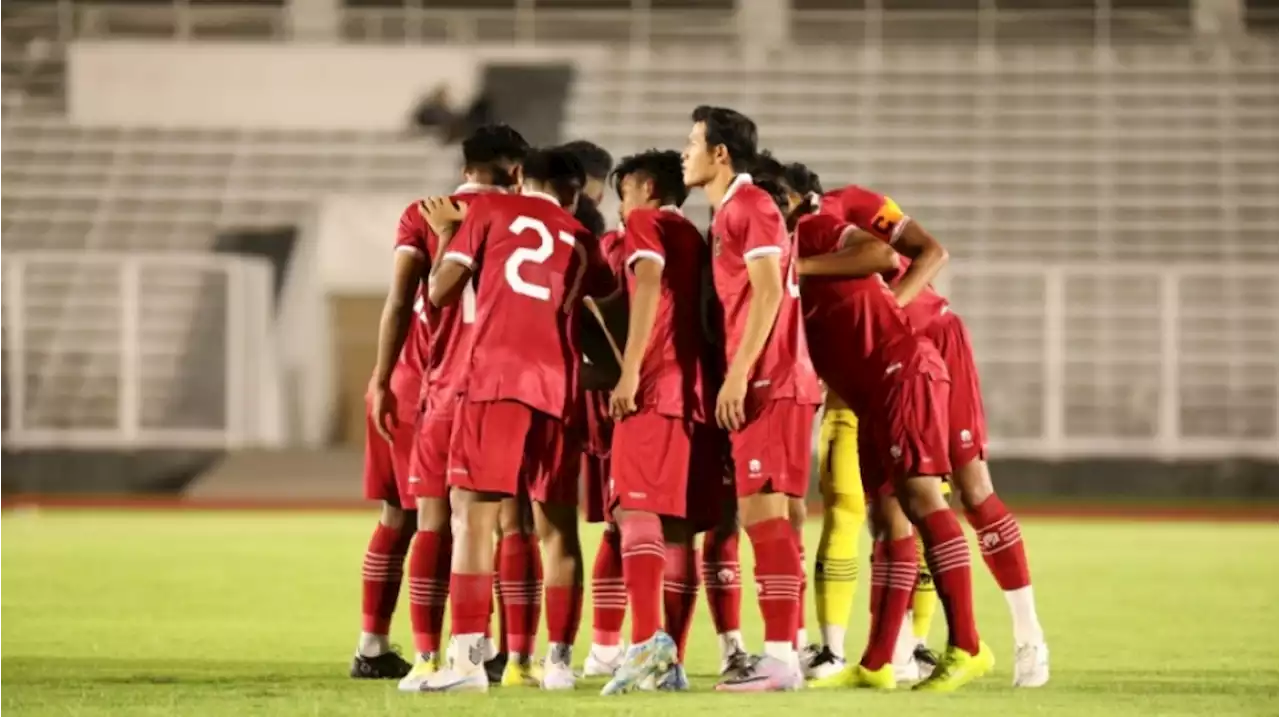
xmin=794 ymin=212 xmax=946 ymax=416
xmin=445 ymin=191 xmax=614 ymax=419
xmin=709 ymin=174 xmax=821 ymax=405
xmin=395 ymin=184 xmax=498 ymax=401
xmin=600 ymin=229 xmax=626 ymax=277
xmin=820 ymin=184 xmax=950 ymax=331
xmin=621 ymin=206 xmax=708 ymax=422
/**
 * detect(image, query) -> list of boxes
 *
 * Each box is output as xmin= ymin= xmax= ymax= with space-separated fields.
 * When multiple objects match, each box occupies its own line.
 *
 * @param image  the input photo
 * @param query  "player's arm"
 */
xmin=428 ymin=202 xmax=481 ymax=308
xmin=369 ymin=209 xmax=427 ymax=440
xmin=610 ymin=251 xmax=663 ymax=419
xmin=889 ymin=220 xmax=948 ymax=308
xmin=719 ymin=252 xmax=783 ymax=431
xmin=797 ymin=226 xmax=899 ymax=277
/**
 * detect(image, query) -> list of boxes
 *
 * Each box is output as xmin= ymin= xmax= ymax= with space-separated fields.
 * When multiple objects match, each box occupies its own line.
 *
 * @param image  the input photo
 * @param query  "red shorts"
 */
xmin=688 ymin=423 xmax=735 ymax=532
xmin=362 ymin=398 xmax=416 ymax=508
xmin=581 ymin=390 xmax=614 ymax=524
xmin=858 ymin=373 xmax=953 ymax=499
xmin=406 ymin=390 xmax=458 ymax=500
xmin=609 ymin=411 xmax=693 ymax=518
xmin=923 ymin=311 xmax=989 ymax=468
xmin=448 ymin=399 xmax=579 ymax=506
xmin=729 ymin=399 xmax=817 ymax=499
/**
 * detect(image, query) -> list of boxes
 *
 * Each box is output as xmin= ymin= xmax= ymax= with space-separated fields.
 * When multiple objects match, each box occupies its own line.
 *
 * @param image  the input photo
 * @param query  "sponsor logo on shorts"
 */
xmin=748 ymin=459 xmax=762 ymax=475
xmin=959 ymin=429 xmax=973 ymax=447
xmin=751 ymin=379 xmax=771 ymax=388
xmin=408 ymin=475 xmax=422 ymax=484
xmin=628 ymin=491 xmax=647 ymax=499
xmin=449 ymin=467 xmax=468 ymax=475
xmin=889 ymin=445 xmax=902 ymax=461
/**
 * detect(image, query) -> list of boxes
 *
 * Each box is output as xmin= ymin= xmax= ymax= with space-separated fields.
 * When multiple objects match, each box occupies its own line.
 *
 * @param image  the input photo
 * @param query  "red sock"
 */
xmin=746 ymin=518 xmax=802 ymax=645
xmin=860 ymin=536 xmax=915 ymax=670
xmin=497 ymin=534 xmax=542 ymax=657
xmin=406 ymin=529 xmax=450 ymax=654
xmin=451 ymin=572 xmax=493 ymax=636
xmin=545 ymin=584 xmax=584 ymax=646
xmin=361 ymin=522 xmax=413 ymax=636
xmin=663 ymin=542 xmax=699 ymax=662
xmin=964 ymin=494 xmax=1031 ymax=591
xmin=492 ymin=542 xmax=505 ymax=652
xmin=866 ymin=539 xmax=886 ymax=618
xmin=796 ymin=533 xmax=807 ymax=647
xmin=591 ymin=529 xmax=626 ymax=645
xmin=919 ymin=509 xmax=981 ymax=654
xmin=621 ymin=513 xmax=665 ymax=644
xmin=701 ymin=530 xmax=741 ymax=634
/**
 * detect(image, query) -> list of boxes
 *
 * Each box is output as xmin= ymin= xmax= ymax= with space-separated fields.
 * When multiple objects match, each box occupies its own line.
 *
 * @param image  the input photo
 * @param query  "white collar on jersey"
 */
xmin=719 ymin=173 xmax=752 ymax=207
xmin=520 ymin=189 xmax=561 ymax=206
xmin=454 ymin=182 xmax=505 ymax=194
xmin=659 ymin=204 xmax=684 ymax=216
xmin=806 ymin=192 xmax=822 ymax=214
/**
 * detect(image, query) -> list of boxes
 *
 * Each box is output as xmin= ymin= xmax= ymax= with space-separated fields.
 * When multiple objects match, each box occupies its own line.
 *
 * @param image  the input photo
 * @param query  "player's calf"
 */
xmin=533 ymin=500 xmax=584 ymax=689
xmin=353 ymin=502 xmax=415 ymax=679
xmin=418 ymin=489 xmax=503 ymax=693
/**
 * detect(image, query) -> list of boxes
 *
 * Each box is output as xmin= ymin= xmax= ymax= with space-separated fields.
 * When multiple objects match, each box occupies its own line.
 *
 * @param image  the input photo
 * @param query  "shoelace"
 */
xmin=811 ymin=646 xmax=840 ymax=667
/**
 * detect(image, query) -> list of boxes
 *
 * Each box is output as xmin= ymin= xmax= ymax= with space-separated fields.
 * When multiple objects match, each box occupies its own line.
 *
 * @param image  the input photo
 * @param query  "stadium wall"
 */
xmin=67 ymin=41 xmax=606 ymax=131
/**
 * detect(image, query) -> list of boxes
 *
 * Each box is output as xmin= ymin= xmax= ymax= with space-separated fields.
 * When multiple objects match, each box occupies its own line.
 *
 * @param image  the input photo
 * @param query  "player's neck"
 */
xmin=703 ymin=167 xmax=737 ymax=209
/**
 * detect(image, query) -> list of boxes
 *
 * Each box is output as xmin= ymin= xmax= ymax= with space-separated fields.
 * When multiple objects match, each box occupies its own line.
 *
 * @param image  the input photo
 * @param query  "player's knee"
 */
xmin=951 ymin=459 xmax=994 ymax=510
xmin=379 ymin=501 xmax=409 ymax=530
xmin=738 ymin=491 xmax=787 ymax=527
xmin=415 ymin=497 xmax=450 ymax=532
xmin=788 ymin=498 xmax=807 ymax=534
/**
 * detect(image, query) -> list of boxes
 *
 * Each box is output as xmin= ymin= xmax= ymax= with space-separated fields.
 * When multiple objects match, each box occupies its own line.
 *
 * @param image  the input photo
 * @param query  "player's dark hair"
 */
xmin=691 ymin=105 xmax=757 ymax=173
xmin=560 ymin=139 xmax=614 ymax=181
xmin=783 ymin=162 xmax=823 ymax=196
xmin=751 ymin=150 xmax=786 ymax=184
xmin=522 ymin=146 xmax=587 ymax=203
xmin=575 ymin=195 xmax=607 ymax=236
xmin=610 ymin=149 xmax=689 ymax=208
xmin=462 ymin=124 xmax=529 ymax=186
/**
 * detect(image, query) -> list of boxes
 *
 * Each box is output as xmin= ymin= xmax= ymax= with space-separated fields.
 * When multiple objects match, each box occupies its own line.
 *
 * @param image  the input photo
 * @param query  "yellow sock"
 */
xmin=814 ymin=406 xmax=865 ymax=657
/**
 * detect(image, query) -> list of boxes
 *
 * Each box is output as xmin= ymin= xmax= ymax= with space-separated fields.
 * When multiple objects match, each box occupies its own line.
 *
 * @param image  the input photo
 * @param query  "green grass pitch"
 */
xmin=2 ymin=510 xmax=1276 ymax=716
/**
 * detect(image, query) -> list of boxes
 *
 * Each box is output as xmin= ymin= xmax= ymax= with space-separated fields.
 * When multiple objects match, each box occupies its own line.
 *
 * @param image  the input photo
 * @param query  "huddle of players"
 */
xmin=352 ymin=105 xmax=1050 ymax=695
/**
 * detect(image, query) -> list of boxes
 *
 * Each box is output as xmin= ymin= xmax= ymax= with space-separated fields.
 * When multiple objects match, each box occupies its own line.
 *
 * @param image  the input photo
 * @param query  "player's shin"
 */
xmin=359 ymin=510 xmax=414 ymax=657
xmin=587 ymin=527 xmax=626 ymax=672
xmin=815 ymin=490 xmax=863 ymax=658
xmin=429 ymin=491 xmax=500 ymax=690
xmin=534 ymin=501 xmax=584 ymax=678
xmin=741 ymin=494 xmax=803 ymax=668
xmin=701 ymin=523 xmax=744 ymax=669
xmin=496 ymin=531 xmax=541 ymax=667
xmin=662 ymin=523 xmax=700 ymax=663
xmin=898 ymin=476 xmax=981 ymax=656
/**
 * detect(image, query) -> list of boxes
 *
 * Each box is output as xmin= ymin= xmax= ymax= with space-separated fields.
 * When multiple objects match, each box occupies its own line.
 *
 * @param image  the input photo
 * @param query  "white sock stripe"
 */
xmin=663 ymin=582 xmax=701 ymax=594
xmin=930 ymin=554 xmax=972 ymax=574
xmin=622 ymin=547 xmax=667 ymax=559
xmin=981 ymin=514 xmax=1016 ymax=532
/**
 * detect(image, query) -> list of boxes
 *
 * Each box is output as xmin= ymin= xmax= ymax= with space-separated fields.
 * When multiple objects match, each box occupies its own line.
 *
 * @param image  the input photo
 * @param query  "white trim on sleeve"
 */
xmin=442 ymin=251 xmax=475 ymax=269
xmin=395 ymin=245 xmax=424 ymax=255
xmin=627 ymin=249 xmax=666 ymax=271
xmin=743 ymin=245 xmax=783 ymax=261
xmin=836 ymin=225 xmax=862 ymax=251
xmin=889 ymin=216 xmax=912 ymax=245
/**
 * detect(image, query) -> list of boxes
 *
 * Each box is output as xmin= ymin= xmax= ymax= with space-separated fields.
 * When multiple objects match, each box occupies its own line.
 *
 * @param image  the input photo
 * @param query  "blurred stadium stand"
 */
xmin=1 ymin=0 xmax=1275 ymax=501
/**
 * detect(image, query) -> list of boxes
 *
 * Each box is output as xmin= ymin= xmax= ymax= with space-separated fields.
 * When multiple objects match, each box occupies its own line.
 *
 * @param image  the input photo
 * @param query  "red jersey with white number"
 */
xmin=710 ymin=175 xmax=822 ymax=406
xmin=621 ymin=206 xmax=708 ymax=422
xmin=794 ymin=212 xmax=946 ymax=416
xmin=821 ymin=184 xmax=950 ymax=331
xmin=395 ymin=185 xmax=497 ymax=402
xmin=445 ymin=191 xmax=614 ymax=419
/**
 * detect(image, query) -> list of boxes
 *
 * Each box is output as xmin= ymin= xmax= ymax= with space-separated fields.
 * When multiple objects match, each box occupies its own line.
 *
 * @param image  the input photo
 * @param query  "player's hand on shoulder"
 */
xmin=419 ymin=196 xmax=468 ymax=237
xmin=609 ymin=371 xmax=640 ymax=420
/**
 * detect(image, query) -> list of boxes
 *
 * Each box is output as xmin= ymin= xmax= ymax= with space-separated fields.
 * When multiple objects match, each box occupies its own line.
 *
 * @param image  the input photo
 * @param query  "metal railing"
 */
xmin=942 ymin=262 xmax=1278 ymax=460
xmin=2 ymin=253 xmax=284 ymax=449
